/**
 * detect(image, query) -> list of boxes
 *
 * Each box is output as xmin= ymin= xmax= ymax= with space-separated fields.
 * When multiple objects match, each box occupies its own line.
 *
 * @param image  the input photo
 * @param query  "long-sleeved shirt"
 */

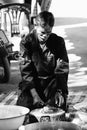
xmin=19 ymin=29 xmax=69 ymax=91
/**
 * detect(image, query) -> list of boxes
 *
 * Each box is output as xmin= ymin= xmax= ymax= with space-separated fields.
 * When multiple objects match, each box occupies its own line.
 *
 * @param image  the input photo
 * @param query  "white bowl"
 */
xmin=0 ymin=105 xmax=29 ymax=130
xmin=30 ymin=107 xmax=65 ymax=122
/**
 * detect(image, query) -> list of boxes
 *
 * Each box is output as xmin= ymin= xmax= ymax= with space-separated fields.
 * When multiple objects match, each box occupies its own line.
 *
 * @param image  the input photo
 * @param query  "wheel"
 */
xmin=0 ymin=56 xmax=10 ymax=83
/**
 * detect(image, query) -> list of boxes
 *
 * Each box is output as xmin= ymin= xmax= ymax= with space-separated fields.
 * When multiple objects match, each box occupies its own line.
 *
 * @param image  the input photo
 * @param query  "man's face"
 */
xmin=36 ymin=24 xmax=52 ymax=44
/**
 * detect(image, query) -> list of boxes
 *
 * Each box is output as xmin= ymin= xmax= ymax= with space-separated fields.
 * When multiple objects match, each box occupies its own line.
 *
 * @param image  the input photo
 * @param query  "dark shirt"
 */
xmin=20 ymin=30 xmax=69 ymax=89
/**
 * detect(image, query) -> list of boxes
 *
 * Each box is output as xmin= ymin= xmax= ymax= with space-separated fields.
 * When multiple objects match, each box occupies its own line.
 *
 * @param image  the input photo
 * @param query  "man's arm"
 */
xmin=54 ymin=37 xmax=69 ymax=96
xmin=19 ymin=34 xmax=44 ymax=105
xmin=55 ymin=37 xmax=69 ymax=75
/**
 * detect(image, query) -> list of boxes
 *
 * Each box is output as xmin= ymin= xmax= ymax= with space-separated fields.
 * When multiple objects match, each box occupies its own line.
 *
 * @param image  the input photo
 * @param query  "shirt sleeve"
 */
xmin=53 ymin=36 xmax=69 ymax=95
xmin=19 ymin=34 xmax=38 ymax=90
xmin=57 ymin=37 xmax=69 ymax=62
xmin=54 ymin=37 xmax=69 ymax=74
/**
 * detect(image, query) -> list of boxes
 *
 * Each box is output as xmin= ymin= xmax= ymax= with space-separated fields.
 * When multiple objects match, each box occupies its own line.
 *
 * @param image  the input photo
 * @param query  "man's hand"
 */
xmin=30 ymin=88 xmax=44 ymax=105
xmin=55 ymin=58 xmax=69 ymax=74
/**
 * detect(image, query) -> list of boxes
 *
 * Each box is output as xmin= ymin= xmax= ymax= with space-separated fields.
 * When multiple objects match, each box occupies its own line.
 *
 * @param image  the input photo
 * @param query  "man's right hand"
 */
xmin=33 ymin=94 xmax=44 ymax=105
xmin=30 ymin=88 xmax=44 ymax=106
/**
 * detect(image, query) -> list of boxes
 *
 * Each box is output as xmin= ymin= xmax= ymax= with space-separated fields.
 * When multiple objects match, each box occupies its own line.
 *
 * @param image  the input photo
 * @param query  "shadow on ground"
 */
xmin=0 ymin=61 xmax=21 ymax=94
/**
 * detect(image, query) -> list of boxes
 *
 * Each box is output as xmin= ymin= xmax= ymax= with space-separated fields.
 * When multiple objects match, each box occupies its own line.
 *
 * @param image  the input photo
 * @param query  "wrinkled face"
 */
xmin=36 ymin=24 xmax=52 ymax=44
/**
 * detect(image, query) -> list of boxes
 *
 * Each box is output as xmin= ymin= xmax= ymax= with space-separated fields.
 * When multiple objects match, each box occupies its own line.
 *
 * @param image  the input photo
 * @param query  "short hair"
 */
xmin=36 ymin=11 xmax=55 ymax=27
